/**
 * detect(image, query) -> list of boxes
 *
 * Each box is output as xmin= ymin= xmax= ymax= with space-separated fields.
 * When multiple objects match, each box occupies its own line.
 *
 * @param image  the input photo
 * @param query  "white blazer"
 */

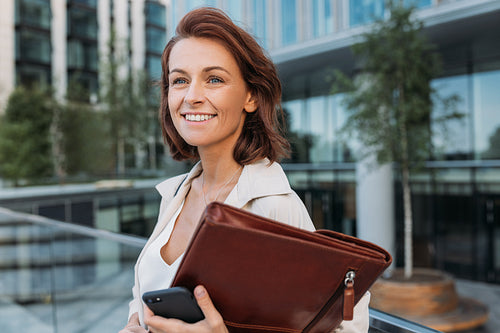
xmin=128 ymin=159 xmax=369 ymax=332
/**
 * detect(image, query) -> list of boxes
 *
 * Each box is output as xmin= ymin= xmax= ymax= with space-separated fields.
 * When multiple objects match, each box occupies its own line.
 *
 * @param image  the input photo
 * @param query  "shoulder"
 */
xmin=250 ymin=191 xmax=316 ymax=232
xmin=238 ymin=160 xmax=315 ymax=231
xmin=238 ymin=159 xmax=292 ymax=199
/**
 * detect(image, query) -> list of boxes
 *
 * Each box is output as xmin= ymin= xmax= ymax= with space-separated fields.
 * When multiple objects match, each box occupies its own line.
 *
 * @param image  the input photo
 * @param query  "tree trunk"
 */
xmin=117 ymin=137 xmax=125 ymax=176
xmin=399 ymin=86 xmax=413 ymax=279
xmin=402 ymin=160 xmax=413 ymax=278
xmin=50 ymin=104 xmax=66 ymax=184
xmin=148 ymin=137 xmax=157 ymax=170
xmin=400 ymin=118 xmax=413 ymax=278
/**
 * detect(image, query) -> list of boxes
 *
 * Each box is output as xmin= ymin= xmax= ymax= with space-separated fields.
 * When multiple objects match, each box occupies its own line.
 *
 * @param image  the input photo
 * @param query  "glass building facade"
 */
xmin=66 ymin=0 xmax=99 ymax=98
xmin=145 ymin=0 xmax=167 ymax=81
xmin=10 ymin=0 xmax=169 ymax=103
xmin=15 ymin=0 xmax=52 ymax=87
xmin=168 ymin=0 xmax=500 ymax=284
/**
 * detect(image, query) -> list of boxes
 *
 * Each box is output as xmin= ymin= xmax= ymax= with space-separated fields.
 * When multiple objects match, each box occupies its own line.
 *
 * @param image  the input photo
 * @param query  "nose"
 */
xmin=184 ymin=81 xmax=205 ymax=106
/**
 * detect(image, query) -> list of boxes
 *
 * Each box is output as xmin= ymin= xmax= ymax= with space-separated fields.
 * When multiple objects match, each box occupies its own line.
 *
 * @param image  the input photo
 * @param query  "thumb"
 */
xmin=194 ymin=285 xmax=223 ymax=325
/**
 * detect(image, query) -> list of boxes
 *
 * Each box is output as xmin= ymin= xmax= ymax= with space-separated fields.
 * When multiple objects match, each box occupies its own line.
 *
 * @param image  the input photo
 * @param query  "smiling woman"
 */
xmin=120 ymin=7 xmax=369 ymax=333
xmin=160 ymin=11 xmax=288 ymax=164
xmin=166 ymin=37 xmax=256 ymax=152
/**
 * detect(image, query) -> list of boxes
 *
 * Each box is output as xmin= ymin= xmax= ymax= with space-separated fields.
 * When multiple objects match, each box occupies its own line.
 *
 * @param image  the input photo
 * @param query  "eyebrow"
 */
xmin=169 ymin=66 xmax=231 ymax=75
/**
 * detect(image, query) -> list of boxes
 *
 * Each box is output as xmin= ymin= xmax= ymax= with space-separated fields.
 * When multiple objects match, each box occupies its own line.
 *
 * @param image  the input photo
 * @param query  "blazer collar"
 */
xmin=156 ymin=159 xmax=292 ymax=208
xmin=226 ymin=159 xmax=292 ymax=207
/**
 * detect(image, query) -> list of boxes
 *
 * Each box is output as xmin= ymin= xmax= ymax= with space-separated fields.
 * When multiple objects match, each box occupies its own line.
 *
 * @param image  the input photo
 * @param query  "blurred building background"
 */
xmin=172 ymin=0 xmax=500 ymax=285
xmin=0 ymin=0 xmax=167 ymax=104
xmin=0 ymin=0 xmax=500 ymax=331
xmin=0 ymin=0 xmax=499 ymax=295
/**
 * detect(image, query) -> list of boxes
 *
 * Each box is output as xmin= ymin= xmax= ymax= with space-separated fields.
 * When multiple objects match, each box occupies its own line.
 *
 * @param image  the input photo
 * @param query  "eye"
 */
xmin=170 ymin=77 xmax=188 ymax=86
xmin=208 ymin=76 xmax=224 ymax=84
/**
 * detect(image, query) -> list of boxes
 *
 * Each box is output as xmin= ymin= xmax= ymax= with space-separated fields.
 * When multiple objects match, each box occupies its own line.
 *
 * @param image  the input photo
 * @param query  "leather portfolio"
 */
xmin=172 ymin=202 xmax=392 ymax=333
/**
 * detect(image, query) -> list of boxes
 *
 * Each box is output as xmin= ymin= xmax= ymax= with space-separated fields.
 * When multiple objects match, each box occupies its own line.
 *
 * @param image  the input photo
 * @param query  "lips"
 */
xmin=184 ymin=114 xmax=216 ymax=122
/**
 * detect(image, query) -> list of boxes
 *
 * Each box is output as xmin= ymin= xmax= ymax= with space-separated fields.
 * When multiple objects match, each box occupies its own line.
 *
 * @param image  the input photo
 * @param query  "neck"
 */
xmin=198 ymin=148 xmax=239 ymax=183
xmin=201 ymin=163 xmax=242 ymax=205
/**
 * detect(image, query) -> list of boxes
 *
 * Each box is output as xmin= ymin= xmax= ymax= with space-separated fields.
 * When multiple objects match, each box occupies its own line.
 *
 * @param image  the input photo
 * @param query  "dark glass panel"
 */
xmin=68 ymin=7 xmax=98 ymax=39
xmin=17 ymin=29 xmax=51 ymax=64
xmin=18 ymin=0 xmax=51 ymax=29
xmin=146 ymin=1 xmax=166 ymax=27
xmin=146 ymin=27 xmax=166 ymax=54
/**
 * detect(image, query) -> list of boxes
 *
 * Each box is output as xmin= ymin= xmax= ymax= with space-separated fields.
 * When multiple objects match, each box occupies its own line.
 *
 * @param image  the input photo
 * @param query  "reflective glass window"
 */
xmin=431 ymin=75 xmax=471 ymax=160
xmin=146 ymin=2 xmax=166 ymax=28
xmin=17 ymin=0 xmax=51 ymax=29
xmin=67 ymin=71 xmax=98 ymax=98
xmin=312 ymin=0 xmax=333 ymax=38
xmin=146 ymin=27 xmax=166 ymax=54
xmin=332 ymin=94 xmax=357 ymax=162
xmin=349 ymin=0 xmax=384 ymax=27
xmin=284 ymin=100 xmax=305 ymax=135
xmin=67 ymin=40 xmax=98 ymax=71
xmin=251 ymin=0 xmax=267 ymax=48
xmin=404 ymin=0 xmax=432 ymax=8
xmin=146 ymin=55 xmax=162 ymax=81
xmin=16 ymin=65 xmax=51 ymax=87
xmin=473 ymin=70 xmax=500 ymax=160
xmin=226 ymin=0 xmax=243 ymax=23
xmin=309 ymin=96 xmax=334 ymax=163
xmin=187 ymin=0 xmax=215 ymax=10
xmin=17 ymin=29 xmax=51 ymax=64
xmin=71 ymin=0 xmax=97 ymax=8
xmin=68 ymin=7 xmax=98 ymax=40
xmin=281 ymin=0 xmax=297 ymax=46
xmin=283 ymin=99 xmax=308 ymax=163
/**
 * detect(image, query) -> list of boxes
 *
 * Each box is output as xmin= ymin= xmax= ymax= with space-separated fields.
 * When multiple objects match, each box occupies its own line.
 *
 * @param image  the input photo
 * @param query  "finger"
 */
xmin=194 ymin=285 xmax=225 ymax=328
xmin=143 ymin=304 xmax=154 ymax=323
xmin=144 ymin=303 xmax=189 ymax=332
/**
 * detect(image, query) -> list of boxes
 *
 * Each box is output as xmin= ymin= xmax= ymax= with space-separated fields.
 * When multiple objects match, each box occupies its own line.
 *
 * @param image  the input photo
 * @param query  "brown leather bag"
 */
xmin=172 ymin=202 xmax=392 ymax=333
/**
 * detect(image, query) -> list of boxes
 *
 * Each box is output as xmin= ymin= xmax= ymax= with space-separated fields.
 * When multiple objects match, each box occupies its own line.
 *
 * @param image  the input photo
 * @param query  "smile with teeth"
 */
xmin=184 ymin=114 xmax=216 ymax=122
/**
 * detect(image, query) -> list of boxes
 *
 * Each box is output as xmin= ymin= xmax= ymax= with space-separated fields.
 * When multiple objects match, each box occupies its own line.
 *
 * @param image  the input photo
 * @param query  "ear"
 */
xmin=243 ymin=92 xmax=258 ymax=113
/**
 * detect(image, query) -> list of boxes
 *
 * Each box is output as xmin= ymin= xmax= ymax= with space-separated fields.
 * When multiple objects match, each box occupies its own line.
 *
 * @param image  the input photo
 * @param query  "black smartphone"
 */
xmin=142 ymin=286 xmax=205 ymax=323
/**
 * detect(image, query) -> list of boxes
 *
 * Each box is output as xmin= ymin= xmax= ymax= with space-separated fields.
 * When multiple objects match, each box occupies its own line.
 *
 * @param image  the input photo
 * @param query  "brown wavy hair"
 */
xmin=160 ymin=7 xmax=290 ymax=164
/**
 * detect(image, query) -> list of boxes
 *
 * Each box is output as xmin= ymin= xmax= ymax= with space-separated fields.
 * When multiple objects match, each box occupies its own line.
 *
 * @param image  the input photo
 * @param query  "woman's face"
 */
xmin=167 ymin=37 xmax=256 ymax=153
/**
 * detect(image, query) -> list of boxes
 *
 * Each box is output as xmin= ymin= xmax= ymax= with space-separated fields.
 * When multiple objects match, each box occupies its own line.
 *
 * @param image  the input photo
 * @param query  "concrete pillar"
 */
xmin=356 ymin=154 xmax=396 ymax=270
xmin=0 ymin=0 xmax=15 ymax=112
xmin=131 ymin=0 xmax=146 ymax=73
xmin=51 ymin=0 xmax=67 ymax=101
xmin=114 ymin=0 xmax=129 ymax=80
xmin=98 ymin=0 xmax=110 ymax=95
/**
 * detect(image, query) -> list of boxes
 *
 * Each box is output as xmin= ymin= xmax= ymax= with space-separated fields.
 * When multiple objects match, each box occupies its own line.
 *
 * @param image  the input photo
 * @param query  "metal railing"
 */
xmin=0 ymin=207 xmax=440 ymax=333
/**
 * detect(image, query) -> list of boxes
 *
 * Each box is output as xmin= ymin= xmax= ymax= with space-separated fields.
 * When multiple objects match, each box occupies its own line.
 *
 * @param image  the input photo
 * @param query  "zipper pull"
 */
xmin=343 ymin=270 xmax=355 ymax=321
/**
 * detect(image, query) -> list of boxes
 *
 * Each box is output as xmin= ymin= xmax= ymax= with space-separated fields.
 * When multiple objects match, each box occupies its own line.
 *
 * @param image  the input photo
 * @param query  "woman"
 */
xmin=121 ymin=7 xmax=369 ymax=333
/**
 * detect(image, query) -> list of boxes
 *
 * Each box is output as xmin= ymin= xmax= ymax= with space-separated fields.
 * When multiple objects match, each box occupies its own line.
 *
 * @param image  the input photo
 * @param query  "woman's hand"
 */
xmin=144 ymin=285 xmax=228 ymax=333
xmin=119 ymin=312 xmax=148 ymax=333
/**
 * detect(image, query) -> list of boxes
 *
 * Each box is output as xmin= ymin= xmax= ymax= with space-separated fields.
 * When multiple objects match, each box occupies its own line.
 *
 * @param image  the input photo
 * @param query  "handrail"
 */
xmin=0 ymin=207 xmax=147 ymax=248
xmin=369 ymin=308 xmax=443 ymax=333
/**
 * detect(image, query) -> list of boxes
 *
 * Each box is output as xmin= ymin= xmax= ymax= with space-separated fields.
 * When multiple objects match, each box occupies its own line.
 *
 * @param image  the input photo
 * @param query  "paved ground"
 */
xmin=454 ymin=279 xmax=500 ymax=333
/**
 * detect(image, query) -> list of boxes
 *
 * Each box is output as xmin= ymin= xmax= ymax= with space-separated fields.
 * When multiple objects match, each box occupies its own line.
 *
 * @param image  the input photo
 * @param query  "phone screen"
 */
xmin=142 ymin=286 xmax=205 ymax=323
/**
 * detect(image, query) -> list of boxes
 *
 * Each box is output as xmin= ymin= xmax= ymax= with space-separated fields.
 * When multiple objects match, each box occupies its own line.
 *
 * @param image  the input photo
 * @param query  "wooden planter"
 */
xmin=370 ymin=268 xmax=489 ymax=332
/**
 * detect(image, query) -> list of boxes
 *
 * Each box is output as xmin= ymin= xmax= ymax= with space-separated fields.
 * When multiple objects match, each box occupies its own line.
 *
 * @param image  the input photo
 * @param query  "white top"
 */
xmin=138 ymin=201 xmax=184 ymax=294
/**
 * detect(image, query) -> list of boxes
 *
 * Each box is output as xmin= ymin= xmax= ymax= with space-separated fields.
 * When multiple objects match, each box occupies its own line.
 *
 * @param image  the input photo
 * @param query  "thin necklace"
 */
xmin=202 ymin=166 xmax=242 ymax=205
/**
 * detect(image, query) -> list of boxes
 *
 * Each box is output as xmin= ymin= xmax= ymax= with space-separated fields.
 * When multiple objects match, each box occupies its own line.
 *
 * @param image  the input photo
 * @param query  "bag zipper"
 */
xmin=343 ymin=270 xmax=355 ymax=321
